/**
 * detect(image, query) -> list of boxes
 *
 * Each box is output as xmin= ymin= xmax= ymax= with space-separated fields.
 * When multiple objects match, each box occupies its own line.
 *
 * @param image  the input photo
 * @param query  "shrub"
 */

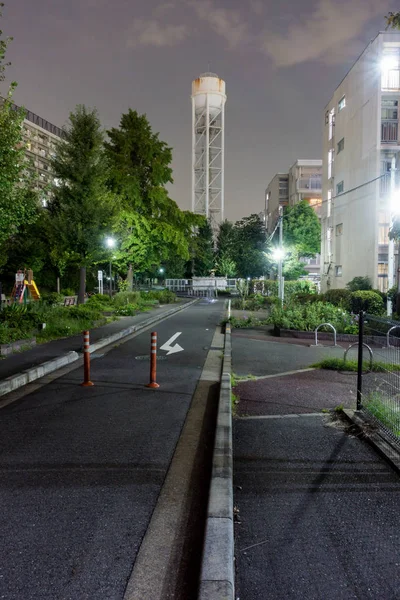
xmin=269 ymin=301 xmax=352 ymax=332
xmin=323 ymin=288 xmax=351 ymax=308
xmin=346 ymin=276 xmax=372 ymax=291
xmin=348 ymin=290 xmax=384 ymax=316
xmin=146 ymin=289 xmax=177 ymax=304
xmin=61 ymin=288 xmax=76 ymax=297
xmin=113 ymin=291 xmax=142 ymax=307
xmin=294 ymin=293 xmax=324 ymax=304
xmin=115 ymin=303 xmax=139 ymax=316
xmin=41 ymin=292 xmax=64 ymax=306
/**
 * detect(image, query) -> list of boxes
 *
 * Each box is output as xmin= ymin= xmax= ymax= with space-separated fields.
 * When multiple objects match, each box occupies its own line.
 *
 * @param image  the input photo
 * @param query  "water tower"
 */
xmin=191 ymin=73 xmax=226 ymax=228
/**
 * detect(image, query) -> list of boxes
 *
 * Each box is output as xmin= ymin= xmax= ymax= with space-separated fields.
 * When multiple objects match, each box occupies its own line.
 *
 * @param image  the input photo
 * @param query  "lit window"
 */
xmin=378 ymin=263 xmax=388 ymax=275
xmin=328 ymin=150 xmax=334 ymax=179
xmin=338 ymin=96 xmax=346 ymax=111
xmin=336 ymin=223 xmax=343 ymax=236
xmin=337 ymin=138 xmax=344 ymax=153
xmin=328 ymin=108 xmax=335 ymax=140
xmin=335 ymin=265 xmax=342 ymax=277
xmin=336 ymin=181 xmax=344 ymax=195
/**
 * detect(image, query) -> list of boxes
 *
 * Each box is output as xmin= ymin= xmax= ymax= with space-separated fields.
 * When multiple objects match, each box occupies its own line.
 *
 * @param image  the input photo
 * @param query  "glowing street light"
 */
xmin=272 ymin=247 xmax=285 ymax=262
xmin=105 ymin=237 xmax=116 ymax=297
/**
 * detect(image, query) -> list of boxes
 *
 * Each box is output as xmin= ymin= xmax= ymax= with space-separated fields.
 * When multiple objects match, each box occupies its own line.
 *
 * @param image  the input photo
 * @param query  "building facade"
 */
xmin=265 ymin=160 xmax=322 ymax=276
xmin=15 ymin=104 xmax=64 ymax=206
xmin=320 ymin=31 xmax=400 ymax=293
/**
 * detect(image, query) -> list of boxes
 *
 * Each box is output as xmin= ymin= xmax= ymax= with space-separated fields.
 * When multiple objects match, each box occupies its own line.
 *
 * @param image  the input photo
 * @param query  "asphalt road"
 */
xmin=234 ymin=415 xmax=400 ymax=600
xmin=0 ymin=299 xmax=223 ymax=600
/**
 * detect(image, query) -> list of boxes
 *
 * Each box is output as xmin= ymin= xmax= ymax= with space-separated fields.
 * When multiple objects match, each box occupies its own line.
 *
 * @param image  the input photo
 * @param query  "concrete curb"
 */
xmin=0 ymin=299 xmax=198 ymax=399
xmin=199 ymin=323 xmax=234 ymax=600
xmin=342 ymin=408 xmax=400 ymax=473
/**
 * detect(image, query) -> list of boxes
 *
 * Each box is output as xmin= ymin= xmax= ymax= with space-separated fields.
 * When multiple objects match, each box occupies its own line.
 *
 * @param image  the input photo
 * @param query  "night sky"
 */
xmin=3 ymin=0 xmax=397 ymax=221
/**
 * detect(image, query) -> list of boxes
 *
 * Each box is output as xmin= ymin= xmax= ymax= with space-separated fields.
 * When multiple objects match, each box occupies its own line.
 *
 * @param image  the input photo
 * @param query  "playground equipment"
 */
xmin=12 ymin=269 xmax=40 ymax=304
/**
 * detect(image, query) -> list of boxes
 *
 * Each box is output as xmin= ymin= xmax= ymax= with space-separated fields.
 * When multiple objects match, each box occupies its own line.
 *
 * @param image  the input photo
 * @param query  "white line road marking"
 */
xmin=160 ymin=332 xmax=184 ymax=355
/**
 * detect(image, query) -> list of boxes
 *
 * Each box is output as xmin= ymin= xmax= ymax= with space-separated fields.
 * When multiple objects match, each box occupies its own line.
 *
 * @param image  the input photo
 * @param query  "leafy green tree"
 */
xmin=216 ymin=254 xmax=236 ymax=277
xmin=281 ymin=201 xmax=321 ymax=258
xmin=346 ymin=276 xmax=372 ymax=292
xmin=0 ymin=3 xmax=39 ymax=265
xmin=193 ymin=219 xmax=215 ymax=276
xmin=49 ymin=105 xmax=115 ymax=303
xmin=105 ymin=110 xmax=201 ymax=278
xmin=231 ymin=214 xmax=269 ymax=278
xmin=385 ymin=12 xmax=400 ymax=30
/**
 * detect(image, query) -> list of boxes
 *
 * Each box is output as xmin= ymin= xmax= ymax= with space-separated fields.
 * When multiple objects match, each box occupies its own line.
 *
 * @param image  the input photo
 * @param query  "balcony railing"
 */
xmin=297 ymin=177 xmax=322 ymax=191
xmin=381 ymin=120 xmax=399 ymax=143
xmin=382 ymin=70 xmax=400 ymax=90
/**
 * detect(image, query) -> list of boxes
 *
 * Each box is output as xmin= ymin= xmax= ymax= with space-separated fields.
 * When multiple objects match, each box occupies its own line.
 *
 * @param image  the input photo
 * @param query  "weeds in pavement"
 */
xmin=363 ymin=392 xmax=400 ymax=438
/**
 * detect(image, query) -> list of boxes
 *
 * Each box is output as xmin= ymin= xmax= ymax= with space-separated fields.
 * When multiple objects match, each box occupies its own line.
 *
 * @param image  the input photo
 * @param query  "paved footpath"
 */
xmin=0 ymin=301 xmax=192 ymax=381
xmin=232 ymin=328 xmax=400 ymax=600
xmin=0 ymin=299 xmax=223 ymax=600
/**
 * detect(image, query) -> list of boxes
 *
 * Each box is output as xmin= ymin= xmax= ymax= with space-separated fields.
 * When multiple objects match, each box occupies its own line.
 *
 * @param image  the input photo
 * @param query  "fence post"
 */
xmin=146 ymin=332 xmax=160 ymax=389
xmin=356 ymin=311 xmax=364 ymax=410
xmin=81 ymin=330 xmax=94 ymax=387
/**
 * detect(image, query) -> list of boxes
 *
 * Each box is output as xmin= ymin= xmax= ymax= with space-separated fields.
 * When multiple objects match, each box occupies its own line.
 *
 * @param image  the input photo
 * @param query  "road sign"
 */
xmin=160 ymin=332 xmax=184 ymax=355
xmin=98 ymin=270 xmax=103 ymax=281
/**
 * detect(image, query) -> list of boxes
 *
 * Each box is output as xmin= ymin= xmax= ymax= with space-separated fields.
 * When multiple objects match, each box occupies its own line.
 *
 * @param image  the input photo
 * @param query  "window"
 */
xmin=327 ymin=189 xmax=332 ymax=218
xmin=337 ymin=138 xmax=344 ymax=153
xmin=378 ymin=263 xmax=388 ymax=275
xmin=381 ymin=99 xmax=398 ymax=120
xmin=336 ymin=223 xmax=343 ymax=236
xmin=328 ymin=108 xmax=335 ymax=140
xmin=338 ymin=96 xmax=346 ymax=111
xmin=335 ymin=265 xmax=342 ymax=277
xmin=336 ymin=181 xmax=344 ymax=195
xmin=328 ymin=149 xmax=334 ymax=179
xmin=378 ymin=253 xmax=388 ymax=262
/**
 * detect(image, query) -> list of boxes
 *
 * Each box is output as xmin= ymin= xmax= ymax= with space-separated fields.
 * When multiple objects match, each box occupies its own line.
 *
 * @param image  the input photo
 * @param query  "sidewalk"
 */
xmin=0 ymin=301 xmax=192 ymax=382
xmin=232 ymin=330 xmax=400 ymax=600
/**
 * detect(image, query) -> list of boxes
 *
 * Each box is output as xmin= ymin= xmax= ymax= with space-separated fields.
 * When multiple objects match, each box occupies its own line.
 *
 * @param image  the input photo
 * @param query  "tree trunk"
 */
xmin=78 ymin=266 xmax=86 ymax=304
xmin=127 ymin=264 xmax=133 ymax=291
xmin=57 ymin=277 xmax=60 ymax=294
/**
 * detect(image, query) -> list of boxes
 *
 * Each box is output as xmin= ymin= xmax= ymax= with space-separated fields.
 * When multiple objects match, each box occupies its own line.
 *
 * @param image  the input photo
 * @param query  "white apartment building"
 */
xmin=265 ymin=160 xmax=322 ymax=276
xmin=321 ymin=31 xmax=400 ymax=293
xmin=13 ymin=103 xmax=64 ymax=206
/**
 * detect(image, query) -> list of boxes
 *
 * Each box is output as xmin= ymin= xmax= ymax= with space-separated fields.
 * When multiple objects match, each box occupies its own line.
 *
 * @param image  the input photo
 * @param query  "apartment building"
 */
xmin=265 ymin=160 xmax=322 ymax=276
xmin=321 ymin=31 xmax=400 ymax=293
xmin=13 ymin=103 xmax=64 ymax=206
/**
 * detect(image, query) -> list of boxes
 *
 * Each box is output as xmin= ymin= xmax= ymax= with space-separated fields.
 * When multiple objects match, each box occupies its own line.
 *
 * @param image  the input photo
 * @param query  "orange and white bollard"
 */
xmin=81 ymin=330 xmax=94 ymax=387
xmin=146 ymin=331 xmax=160 ymax=389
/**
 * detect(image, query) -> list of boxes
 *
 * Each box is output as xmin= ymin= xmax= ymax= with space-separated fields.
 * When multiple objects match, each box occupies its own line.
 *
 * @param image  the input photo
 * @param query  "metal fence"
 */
xmin=358 ymin=312 xmax=400 ymax=444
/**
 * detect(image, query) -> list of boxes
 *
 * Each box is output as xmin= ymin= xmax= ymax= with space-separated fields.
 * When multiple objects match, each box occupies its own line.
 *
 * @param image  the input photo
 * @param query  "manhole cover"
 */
xmin=135 ymin=355 xmax=167 ymax=361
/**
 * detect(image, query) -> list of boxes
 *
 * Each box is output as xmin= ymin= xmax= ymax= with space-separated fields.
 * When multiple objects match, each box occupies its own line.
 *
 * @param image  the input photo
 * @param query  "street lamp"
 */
xmin=106 ymin=237 xmax=115 ymax=297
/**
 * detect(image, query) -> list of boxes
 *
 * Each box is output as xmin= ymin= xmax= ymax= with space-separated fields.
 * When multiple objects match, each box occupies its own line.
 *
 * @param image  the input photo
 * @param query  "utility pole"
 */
xmin=388 ymin=157 xmax=396 ymax=316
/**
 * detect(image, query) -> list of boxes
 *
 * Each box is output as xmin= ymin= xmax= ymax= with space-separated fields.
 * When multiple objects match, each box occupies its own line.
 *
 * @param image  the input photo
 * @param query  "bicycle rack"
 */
xmin=314 ymin=323 xmax=337 ymax=347
xmin=343 ymin=342 xmax=373 ymax=372
xmin=385 ymin=325 xmax=400 ymax=348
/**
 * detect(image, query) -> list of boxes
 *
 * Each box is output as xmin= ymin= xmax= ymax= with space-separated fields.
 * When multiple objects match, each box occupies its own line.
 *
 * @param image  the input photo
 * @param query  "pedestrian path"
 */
xmin=0 ymin=301 xmax=192 ymax=381
xmin=231 ymin=329 xmax=400 ymax=600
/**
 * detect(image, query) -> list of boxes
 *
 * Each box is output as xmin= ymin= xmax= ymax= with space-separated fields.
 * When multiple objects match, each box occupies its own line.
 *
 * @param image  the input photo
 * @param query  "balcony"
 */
xmin=381 ymin=120 xmax=399 ymax=143
xmin=297 ymin=177 xmax=322 ymax=192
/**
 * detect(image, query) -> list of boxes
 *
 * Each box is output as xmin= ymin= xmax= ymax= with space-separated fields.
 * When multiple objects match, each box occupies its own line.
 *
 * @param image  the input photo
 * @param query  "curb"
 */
xmin=199 ymin=323 xmax=234 ymax=600
xmin=342 ymin=408 xmax=400 ymax=473
xmin=0 ymin=299 xmax=198 ymax=399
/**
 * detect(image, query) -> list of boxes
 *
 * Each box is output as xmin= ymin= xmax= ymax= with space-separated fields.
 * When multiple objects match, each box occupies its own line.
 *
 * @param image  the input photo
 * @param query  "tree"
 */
xmin=49 ymin=105 xmax=115 ymax=303
xmin=105 ymin=110 xmax=201 ymax=278
xmin=281 ymin=201 xmax=321 ymax=258
xmin=231 ymin=214 xmax=270 ymax=278
xmin=0 ymin=3 xmax=39 ymax=265
xmin=193 ymin=220 xmax=215 ymax=276
xmin=346 ymin=276 xmax=372 ymax=291
xmin=385 ymin=12 xmax=400 ymax=30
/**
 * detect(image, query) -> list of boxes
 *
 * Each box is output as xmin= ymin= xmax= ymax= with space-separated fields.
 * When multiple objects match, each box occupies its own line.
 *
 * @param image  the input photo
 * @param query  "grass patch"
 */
xmin=364 ymin=392 xmax=400 ymax=437
xmin=312 ymin=358 xmax=400 ymax=373
xmin=231 ymin=391 xmax=240 ymax=416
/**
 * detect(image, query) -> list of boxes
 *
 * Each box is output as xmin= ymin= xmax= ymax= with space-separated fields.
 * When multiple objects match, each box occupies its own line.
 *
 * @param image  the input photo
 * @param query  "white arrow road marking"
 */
xmin=160 ymin=332 xmax=184 ymax=355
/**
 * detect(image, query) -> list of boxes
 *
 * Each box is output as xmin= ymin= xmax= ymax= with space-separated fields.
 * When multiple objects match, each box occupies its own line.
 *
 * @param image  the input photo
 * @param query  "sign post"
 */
xmin=98 ymin=270 xmax=103 ymax=295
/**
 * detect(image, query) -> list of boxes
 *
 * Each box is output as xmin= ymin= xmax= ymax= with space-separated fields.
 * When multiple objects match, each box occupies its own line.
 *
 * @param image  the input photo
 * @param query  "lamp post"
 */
xmin=276 ymin=206 xmax=284 ymax=304
xmin=159 ymin=268 xmax=165 ymax=285
xmin=106 ymin=237 xmax=115 ymax=297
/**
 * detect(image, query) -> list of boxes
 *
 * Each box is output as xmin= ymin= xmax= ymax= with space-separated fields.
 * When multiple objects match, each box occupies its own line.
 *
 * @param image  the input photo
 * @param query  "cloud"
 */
xmin=128 ymin=18 xmax=189 ymax=47
xmin=189 ymin=0 xmax=249 ymax=48
xmin=260 ymin=0 xmax=390 ymax=67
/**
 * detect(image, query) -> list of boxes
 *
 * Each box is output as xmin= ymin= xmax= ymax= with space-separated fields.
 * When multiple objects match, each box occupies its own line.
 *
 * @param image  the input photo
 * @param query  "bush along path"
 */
xmin=0 ymin=290 xmax=178 ymax=350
